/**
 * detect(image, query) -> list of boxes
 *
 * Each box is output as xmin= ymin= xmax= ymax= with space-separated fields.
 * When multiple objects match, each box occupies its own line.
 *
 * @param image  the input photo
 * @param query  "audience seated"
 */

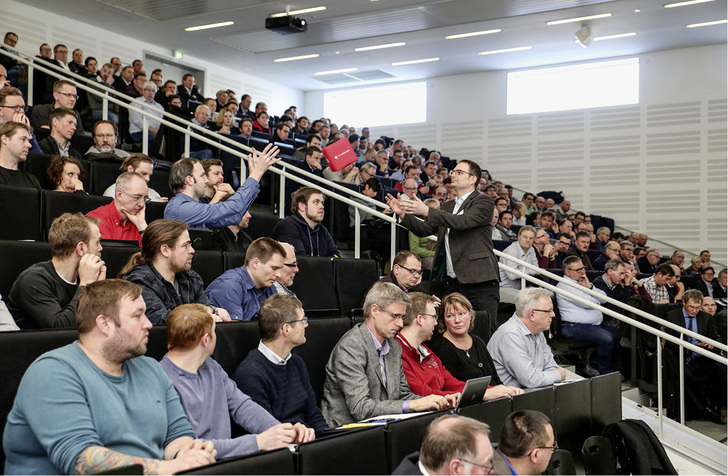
xmin=86 ymin=62 xmax=120 ymax=124
xmin=271 ymin=187 xmax=340 ymax=257
xmin=199 ymin=158 xmax=234 ymax=204
xmin=714 ymin=268 xmax=727 ymax=299
xmin=566 ymin=230 xmax=594 ymax=270
xmin=499 ymin=226 xmax=539 ymax=304
xmin=103 ymin=153 xmax=166 ymax=202
xmin=556 ymin=256 xmax=615 ymax=377
xmin=161 ymin=303 xmax=314 ymax=459
xmin=119 ymin=219 xmax=231 ymax=324
xmin=233 ymin=294 xmax=328 ymax=433
xmin=125 ymin=71 xmax=146 ymax=99
xmin=177 ymin=73 xmax=205 ymax=104
xmin=0 ymin=122 xmax=40 ymax=189
xmin=86 ymin=120 xmax=130 ymax=159
xmin=47 ymin=155 xmax=86 ymax=193
xmin=186 ymin=104 xmax=215 ymax=160
xmin=205 ymin=237 xmax=284 ymax=321
xmin=393 ymin=414 xmax=493 ymax=475
xmin=322 ymin=282 xmax=456 ymax=427
xmin=30 ymin=79 xmax=85 ymax=133
xmin=253 ymin=111 xmax=271 ymax=135
xmin=293 ymin=133 xmax=321 ymax=161
xmin=128 ymin=80 xmax=163 ymax=149
xmin=640 ymin=264 xmax=676 ymax=304
xmin=493 ymin=411 xmax=556 ymax=476
xmin=88 ymin=171 xmax=148 ymax=245
xmin=4 ymin=280 xmax=217 ymax=474
xmin=8 ymin=213 xmax=105 ymax=328
xmin=593 ymin=241 xmax=621 ymax=271
xmin=112 ymin=65 xmax=133 ymax=93
xmin=38 ymin=107 xmax=83 ymax=159
xmin=211 ymin=211 xmax=253 ymax=254
xmin=694 ymin=266 xmax=716 ymax=298
xmin=0 ymin=86 xmax=43 ymax=153
xmin=532 ymin=227 xmax=557 ymax=269
xmin=408 ymin=199 xmax=438 ymax=271
xmin=164 ymin=145 xmax=279 ymax=230
xmin=378 ymin=250 xmax=427 ymax=294
xmin=210 ymin=106 xmax=239 ymax=135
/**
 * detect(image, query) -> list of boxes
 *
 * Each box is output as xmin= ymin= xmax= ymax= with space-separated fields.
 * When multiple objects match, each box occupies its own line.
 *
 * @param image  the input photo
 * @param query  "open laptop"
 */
xmin=454 ymin=376 xmax=491 ymax=411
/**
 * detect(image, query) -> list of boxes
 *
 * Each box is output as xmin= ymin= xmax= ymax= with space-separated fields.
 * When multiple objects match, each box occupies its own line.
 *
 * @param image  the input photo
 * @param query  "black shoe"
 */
xmin=582 ymin=364 xmax=600 ymax=378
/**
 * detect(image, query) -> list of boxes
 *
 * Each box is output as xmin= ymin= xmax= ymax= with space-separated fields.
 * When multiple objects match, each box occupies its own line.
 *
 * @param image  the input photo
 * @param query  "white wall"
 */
xmin=305 ymin=45 xmax=728 ymax=264
xmin=0 ymin=0 xmax=303 ymax=114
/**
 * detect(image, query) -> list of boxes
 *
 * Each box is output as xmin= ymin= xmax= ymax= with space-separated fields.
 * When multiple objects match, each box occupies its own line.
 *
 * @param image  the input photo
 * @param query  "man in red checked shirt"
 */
xmin=87 ymin=171 xmax=148 ymax=246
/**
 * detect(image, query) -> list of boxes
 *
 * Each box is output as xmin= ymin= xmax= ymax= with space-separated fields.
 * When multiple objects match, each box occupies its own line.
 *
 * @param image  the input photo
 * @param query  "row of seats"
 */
xmin=0 ymin=317 xmax=622 ymax=473
xmin=0 ymin=239 xmax=379 ymax=318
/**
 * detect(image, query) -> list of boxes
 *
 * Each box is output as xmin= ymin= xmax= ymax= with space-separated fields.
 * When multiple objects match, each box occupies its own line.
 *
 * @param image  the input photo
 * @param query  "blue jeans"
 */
xmin=92 ymin=109 xmax=120 ymax=124
xmin=561 ymin=322 xmax=619 ymax=374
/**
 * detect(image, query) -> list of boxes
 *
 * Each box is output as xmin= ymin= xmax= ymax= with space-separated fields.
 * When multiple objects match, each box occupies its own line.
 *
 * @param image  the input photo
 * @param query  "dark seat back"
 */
xmin=546 ymin=449 xmax=577 ymax=475
xmin=190 ymin=250 xmax=224 ymax=287
xmin=457 ymin=397 xmax=513 ymax=441
xmin=385 ymin=411 xmax=448 ymax=473
xmin=223 ymin=251 xmax=245 ymax=270
xmin=179 ymin=448 xmax=295 ymax=475
xmin=291 ymin=317 xmax=352 ymax=404
xmin=89 ymin=160 xmax=121 ymax=196
xmin=100 ymin=242 xmax=141 ymax=279
xmin=0 ymin=186 xmax=42 ymax=241
xmin=581 ymin=436 xmax=616 ymax=475
xmin=288 ymin=257 xmax=338 ymax=312
xmin=296 ymin=426 xmax=388 ymax=475
xmin=248 ymin=212 xmax=281 ymax=240
xmin=212 ymin=320 xmax=261 ymax=377
xmin=333 ymin=258 xmax=379 ymax=316
xmin=0 ymin=240 xmax=52 ymax=299
xmin=43 ymin=190 xmax=112 ymax=239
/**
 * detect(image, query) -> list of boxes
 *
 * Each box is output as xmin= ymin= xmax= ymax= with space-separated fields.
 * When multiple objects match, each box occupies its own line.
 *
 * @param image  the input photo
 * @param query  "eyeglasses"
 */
xmin=451 ymin=169 xmax=474 ymax=177
xmin=533 ymin=308 xmax=554 ymax=314
xmin=119 ymin=188 xmax=151 ymax=204
xmin=527 ymin=441 xmax=558 ymax=456
xmin=284 ymin=262 xmax=298 ymax=268
xmin=460 ymin=459 xmax=493 ymax=474
xmin=379 ymin=308 xmax=407 ymax=321
xmin=567 ymin=267 xmax=586 ymax=273
xmin=0 ymin=105 xmax=27 ymax=112
xmin=57 ymin=92 xmax=79 ymax=100
xmin=398 ymin=265 xmax=423 ymax=276
xmin=287 ymin=316 xmax=309 ymax=325
xmin=685 ymin=305 xmax=701 ymax=312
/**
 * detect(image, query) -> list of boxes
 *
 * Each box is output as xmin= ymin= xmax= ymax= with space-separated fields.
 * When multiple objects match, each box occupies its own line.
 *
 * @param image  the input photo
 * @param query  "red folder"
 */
xmin=322 ymin=139 xmax=358 ymax=172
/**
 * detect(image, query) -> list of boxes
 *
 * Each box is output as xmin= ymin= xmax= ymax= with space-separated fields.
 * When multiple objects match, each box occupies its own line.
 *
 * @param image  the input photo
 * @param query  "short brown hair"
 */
xmin=393 ymin=250 xmax=420 ymax=268
xmin=93 ymin=120 xmax=118 ymax=138
xmin=47 ymin=156 xmax=86 ymax=187
xmin=420 ymin=415 xmax=490 ymax=473
xmin=259 ymin=294 xmax=303 ymax=341
xmin=437 ymin=292 xmax=475 ymax=333
xmin=683 ymin=289 xmax=703 ymax=304
xmin=200 ymin=158 xmax=223 ymax=175
xmin=76 ymin=279 xmax=142 ymax=333
xmin=119 ymin=153 xmax=153 ymax=172
xmin=245 ymin=237 xmax=287 ymax=266
xmin=169 ymin=158 xmax=198 ymax=193
xmin=404 ymin=292 xmax=436 ymax=327
xmin=0 ymin=86 xmax=22 ymax=106
xmin=0 ymin=121 xmax=31 ymax=148
xmin=459 ymin=159 xmax=482 ymax=182
xmin=290 ymin=187 xmax=323 ymax=215
xmin=48 ymin=212 xmax=98 ymax=259
xmin=167 ymin=303 xmax=214 ymax=351
xmin=49 ymin=107 xmax=76 ymax=124
xmin=499 ymin=410 xmax=552 ymax=458
xmin=52 ymin=79 xmax=75 ymax=93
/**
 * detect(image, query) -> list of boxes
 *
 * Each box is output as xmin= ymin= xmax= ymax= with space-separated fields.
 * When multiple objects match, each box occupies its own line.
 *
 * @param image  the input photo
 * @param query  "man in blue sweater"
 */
xmin=233 ymin=294 xmax=328 ymax=434
xmin=161 ymin=303 xmax=314 ymax=461
xmin=272 ymin=187 xmax=340 ymax=257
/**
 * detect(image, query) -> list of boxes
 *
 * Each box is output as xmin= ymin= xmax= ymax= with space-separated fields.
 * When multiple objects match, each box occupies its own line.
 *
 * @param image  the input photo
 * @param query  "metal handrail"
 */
xmin=495 ymin=250 xmax=727 ymax=429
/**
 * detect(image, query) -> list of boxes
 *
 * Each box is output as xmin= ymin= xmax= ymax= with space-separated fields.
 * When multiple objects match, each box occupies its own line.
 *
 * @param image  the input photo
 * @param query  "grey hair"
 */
xmin=515 ymin=288 xmax=554 ymax=318
xmin=363 ymin=282 xmax=411 ymax=320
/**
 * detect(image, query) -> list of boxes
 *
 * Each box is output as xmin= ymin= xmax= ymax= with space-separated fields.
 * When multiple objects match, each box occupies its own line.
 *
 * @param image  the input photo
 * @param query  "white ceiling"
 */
xmin=23 ymin=0 xmax=727 ymax=91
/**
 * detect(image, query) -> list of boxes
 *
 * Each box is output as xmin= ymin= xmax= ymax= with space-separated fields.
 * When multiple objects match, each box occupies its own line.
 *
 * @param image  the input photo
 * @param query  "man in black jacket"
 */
xmin=272 ymin=187 xmax=339 ymax=257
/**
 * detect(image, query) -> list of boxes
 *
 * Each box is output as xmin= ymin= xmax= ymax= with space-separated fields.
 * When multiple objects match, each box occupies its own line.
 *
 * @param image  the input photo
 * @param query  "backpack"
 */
xmin=602 ymin=419 xmax=678 ymax=475
xmin=537 ymin=190 xmax=565 ymax=204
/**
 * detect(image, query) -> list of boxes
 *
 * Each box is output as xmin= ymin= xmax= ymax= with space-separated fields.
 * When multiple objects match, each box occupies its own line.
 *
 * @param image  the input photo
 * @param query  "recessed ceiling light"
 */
xmin=314 ymin=68 xmax=358 ymax=76
xmin=665 ymin=0 xmax=715 ymax=8
xmin=355 ymin=42 xmax=406 ymax=52
xmin=686 ymin=19 xmax=727 ymax=27
xmin=274 ymin=54 xmax=320 ymax=62
xmin=184 ymin=21 xmax=234 ymax=32
xmin=270 ymin=6 xmax=326 ymax=18
xmin=445 ymin=29 xmax=502 ymax=40
xmin=592 ymin=32 xmax=638 ymax=41
xmin=479 ymin=46 xmax=532 ymax=55
xmin=546 ymin=13 xmax=612 ymax=25
xmin=391 ymin=57 xmax=440 ymax=66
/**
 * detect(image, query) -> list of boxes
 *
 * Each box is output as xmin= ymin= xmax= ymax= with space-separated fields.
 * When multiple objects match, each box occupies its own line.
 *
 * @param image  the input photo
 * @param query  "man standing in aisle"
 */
xmin=386 ymin=160 xmax=499 ymax=336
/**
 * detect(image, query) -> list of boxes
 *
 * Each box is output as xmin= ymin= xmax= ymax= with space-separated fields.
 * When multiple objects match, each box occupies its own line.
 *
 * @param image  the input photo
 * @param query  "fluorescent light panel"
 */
xmin=665 ymin=0 xmax=714 ymax=7
xmin=686 ymin=19 xmax=727 ymax=27
xmin=270 ymin=6 xmax=326 ymax=18
xmin=274 ymin=54 xmax=320 ymax=62
xmin=355 ymin=42 xmax=406 ymax=51
xmin=593 ymin=32 xmax=637 ymax=41
xmin=185 ymin=21 xmax=234 ymax=31
xmin=315 ymin=68 xmax=357 ymax=76
xmin=445 ymin=29 xmax=502 ymax=40
xmin=479 ymin=46 xmax=532 ymax=55
xmin=391 ymin=57 xmax=440 ymax=66
xmin=546 ymin=13 xmax=612 ymax=25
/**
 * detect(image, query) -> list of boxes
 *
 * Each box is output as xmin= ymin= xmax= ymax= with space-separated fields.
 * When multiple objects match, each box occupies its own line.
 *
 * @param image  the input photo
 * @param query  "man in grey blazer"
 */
xmin=387 ymin=159 xmax=500 ymax=337
xmin=321 ymin=282 xmax=456 ymax=427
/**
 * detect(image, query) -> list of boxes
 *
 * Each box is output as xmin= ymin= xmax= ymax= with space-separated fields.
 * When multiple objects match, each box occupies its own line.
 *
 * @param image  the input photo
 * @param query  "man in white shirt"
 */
xmin=129 ymin=81 xmax=163 ymax=150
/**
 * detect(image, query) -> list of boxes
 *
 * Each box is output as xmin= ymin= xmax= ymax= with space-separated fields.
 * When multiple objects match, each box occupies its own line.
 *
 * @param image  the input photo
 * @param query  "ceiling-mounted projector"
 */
xmin=265 ymin=15 xmax=307 ymax=33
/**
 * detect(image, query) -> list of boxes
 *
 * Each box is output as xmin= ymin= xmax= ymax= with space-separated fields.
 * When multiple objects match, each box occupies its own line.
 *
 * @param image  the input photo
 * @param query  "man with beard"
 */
xmin=272 ymin=187 xmax=340 ymax=257
xmin=200 ymin=158 xmax=234 ymax=204
xmin=8 ymin=213 xmax=106 ymax=329
xmin=205 ymin=238 xmax=286 ymax=321
xmin=103 ymin=153 xmax=166 ymax=202
xmin=378 ymin=251 xmax=427 ymax=294
xmin=87 ymin=172 xmax=149 ymax=246
xmin=120 ymin=219 xmax=231 ymax=325
xmin=164 ymin=144 xmax=279 ymax=230
xmin=86 ymin=120 xmax=130 ymax=159
xmin=211 ymin=211 xmax=253 ymax=254
xmin=3 ymin=279 xmax=218 ymax=475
